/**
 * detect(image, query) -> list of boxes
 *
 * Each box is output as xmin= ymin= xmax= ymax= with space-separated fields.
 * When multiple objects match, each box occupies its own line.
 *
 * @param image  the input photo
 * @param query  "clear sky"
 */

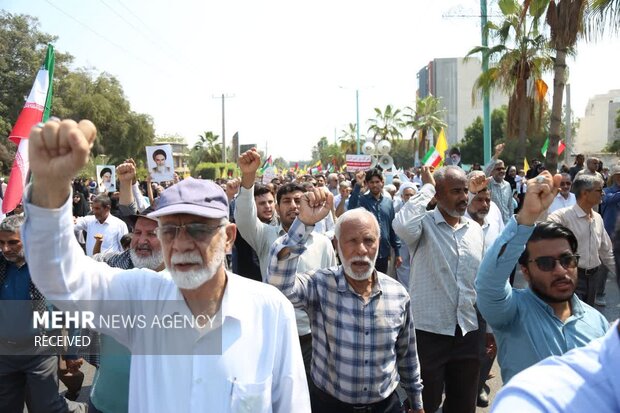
xmin=3 ymin=0 xmax=619 ymax=161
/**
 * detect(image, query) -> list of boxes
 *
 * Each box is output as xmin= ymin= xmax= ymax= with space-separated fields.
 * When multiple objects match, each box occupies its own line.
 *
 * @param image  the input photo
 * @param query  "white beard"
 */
xmin=168 ymin=247 xmax=224 ymax=290
xmin=130 ymin=248 xmax=164 ymax=271
xmin=338 ymin=245 xmax=378 ymax=281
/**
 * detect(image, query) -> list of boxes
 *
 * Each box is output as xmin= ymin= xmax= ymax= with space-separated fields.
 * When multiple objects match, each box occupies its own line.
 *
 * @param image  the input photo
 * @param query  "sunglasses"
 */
xmin=156 ymin=223 xmax=225 ymax=243
xmin=528 ymin=254 xmax=579 ymax=272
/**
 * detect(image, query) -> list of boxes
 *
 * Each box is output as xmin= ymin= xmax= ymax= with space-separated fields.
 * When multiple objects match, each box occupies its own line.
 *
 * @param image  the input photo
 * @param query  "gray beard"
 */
xmin=168 ymin=248 xmax=225 ymax=290
xmin=130 ymin=248 xmax=164 ymax=270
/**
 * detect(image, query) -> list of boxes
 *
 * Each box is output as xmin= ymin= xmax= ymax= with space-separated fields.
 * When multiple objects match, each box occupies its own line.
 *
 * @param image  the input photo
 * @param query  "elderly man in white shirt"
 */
xmin=22 ymin=119 xmax=310 ymax=413
xmin=74 ymin=194 xmax=128 ymax=256
xmin=548 ymin=173 xmax=576 ymax=214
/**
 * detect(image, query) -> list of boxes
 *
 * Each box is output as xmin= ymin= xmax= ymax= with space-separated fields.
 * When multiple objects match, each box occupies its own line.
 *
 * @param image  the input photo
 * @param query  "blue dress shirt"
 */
xmin=475 ymin=217 xmax=609 ymax=383
xmin=491 ymin=321 xmax=620 ymax=412
xmin=348 ymin=183 xmax=400 ymax=259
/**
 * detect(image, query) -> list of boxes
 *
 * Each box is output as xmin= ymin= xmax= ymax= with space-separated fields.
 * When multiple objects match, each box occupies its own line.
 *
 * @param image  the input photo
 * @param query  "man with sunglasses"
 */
xmin=547 ymin=174 xmax=616 ymax=306
xmin=476 ymin=171 xmax=609 ymax=385
xmin=20 ymin=119 xmax=310 ymax=412
xmin=548 ymin=173 xmax=576 ymax=214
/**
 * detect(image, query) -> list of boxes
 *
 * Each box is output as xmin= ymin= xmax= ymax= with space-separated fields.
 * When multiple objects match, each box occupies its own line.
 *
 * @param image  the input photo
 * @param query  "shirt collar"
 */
xmin=433 ymin=207 xmax=469 ymax=229
xmin=573 ymin=204 xmax=588 ymax=218
xmin=336 ymin=266 xmax=383 ymax=297
xmin=525 ymin=288 xmax=585 ymax=319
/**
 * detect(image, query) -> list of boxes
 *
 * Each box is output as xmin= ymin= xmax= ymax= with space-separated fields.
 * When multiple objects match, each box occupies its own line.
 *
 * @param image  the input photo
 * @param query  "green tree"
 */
xmin=338 ymin=123 xmax=365 ymax=154
xmin=189 ymin=131 xmax=221 ymax=172
xmin=311 ymin=136 xmax=345 ymax=170
xmin=366 ymin=105 xmax=404 ymax=143
xmin=54 ymin=69 xmax=155 ymax=164
xmin=458 ymin=107 xmax=507 ymax=164
xmin=585 ymin=0 xmax=620 ymax=37
xmin=403 ymin=95 xmax=447 ymax=158
xmin=0 ymin=12 xmax=73 ymax=174
xmin=467 ymin=0 xmax=553 ymax=162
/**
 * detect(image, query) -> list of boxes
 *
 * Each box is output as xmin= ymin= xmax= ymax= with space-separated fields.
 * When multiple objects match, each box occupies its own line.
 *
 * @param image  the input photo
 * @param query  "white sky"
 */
xmin=3 ymin=0 xmax=619 ymax=161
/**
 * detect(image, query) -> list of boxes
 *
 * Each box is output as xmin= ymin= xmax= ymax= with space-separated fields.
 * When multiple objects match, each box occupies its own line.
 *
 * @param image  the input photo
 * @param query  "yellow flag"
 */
xmin=524 ymin=158 xmax=530 ymax=174
xmin=435 ymin=128 xmax=448 ymax=165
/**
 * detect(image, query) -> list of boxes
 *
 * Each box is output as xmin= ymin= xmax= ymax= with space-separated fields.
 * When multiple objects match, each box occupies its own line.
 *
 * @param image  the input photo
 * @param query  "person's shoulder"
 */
xmin=377 ymin=272 xmax=409 ymax=296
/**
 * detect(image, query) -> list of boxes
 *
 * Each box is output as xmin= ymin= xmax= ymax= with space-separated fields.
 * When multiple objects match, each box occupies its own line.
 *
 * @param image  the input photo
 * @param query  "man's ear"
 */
xmin=224 ymin=223 xmax=236 ymax=249
xmin=520 ymin=264 xmax=531 ymax=283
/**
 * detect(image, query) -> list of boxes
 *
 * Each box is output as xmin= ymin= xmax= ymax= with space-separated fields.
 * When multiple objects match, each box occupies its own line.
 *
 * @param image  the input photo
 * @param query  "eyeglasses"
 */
xmin=156 ymin=223 xmax=225 ymax=243
xmin=528 ymin=254 xmax=579 ymax=272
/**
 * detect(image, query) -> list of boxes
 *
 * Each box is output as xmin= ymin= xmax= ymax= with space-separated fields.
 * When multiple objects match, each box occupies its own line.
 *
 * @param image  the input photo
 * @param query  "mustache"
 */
xmin=349 ymin=256 xmax=373 ymax=265
xmin=171 ymin=253 xmax=203 ymax=265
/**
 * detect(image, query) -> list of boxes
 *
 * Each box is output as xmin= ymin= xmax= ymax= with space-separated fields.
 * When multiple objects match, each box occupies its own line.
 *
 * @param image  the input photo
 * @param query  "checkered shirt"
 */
xmin=267 ymin=218 xmax=423 ymax=410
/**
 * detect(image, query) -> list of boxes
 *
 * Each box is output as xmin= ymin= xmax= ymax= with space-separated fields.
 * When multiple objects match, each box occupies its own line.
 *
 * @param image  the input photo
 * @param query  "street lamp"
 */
xmin=339 ymin=86 xmax=361 ymax=154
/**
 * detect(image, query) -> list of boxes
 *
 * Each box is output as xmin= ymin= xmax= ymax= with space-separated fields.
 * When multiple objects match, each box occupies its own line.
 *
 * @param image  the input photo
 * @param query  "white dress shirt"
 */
xmin=234 ymin=186 xmax=337 ymax=335
xmin=74 ymin=213 xmax=128 ymax=256
xmin=393 ymin=184 xmax=484 ymax=336
xmin=465 ymin=201 xmax=505 ymax=252
xmin=547 ymin=204 xmax=616 ymax=273
xmin=548 ymin=192 xmax=577 ymax=214
xmin=22 ymin=192 xmax=310 ymax=413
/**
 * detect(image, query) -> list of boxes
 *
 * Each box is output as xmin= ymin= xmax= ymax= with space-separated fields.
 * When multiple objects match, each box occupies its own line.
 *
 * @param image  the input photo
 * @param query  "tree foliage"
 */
xmin=0 ymin=11 xmax=155 ymax=173
xmin=458 ymin=107 xmax=507 ymax=164
xmin=367 ymin=105 xmax=405 ymax=143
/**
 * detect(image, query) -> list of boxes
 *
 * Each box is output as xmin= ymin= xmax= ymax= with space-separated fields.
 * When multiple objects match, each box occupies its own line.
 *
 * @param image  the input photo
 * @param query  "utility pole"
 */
xmin=213 ymin=93 xmax=235 ymax=163
xmin=481 ymin=0 xmax=491 ymax=165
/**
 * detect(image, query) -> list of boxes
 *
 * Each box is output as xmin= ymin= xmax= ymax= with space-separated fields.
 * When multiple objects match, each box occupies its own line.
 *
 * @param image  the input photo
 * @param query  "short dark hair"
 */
xmin=99 ymin=167 xmax=112 ymax=178
xmin=93 ymin=194 xmax=112 ymax=209
xmin=364 ymin=168 xmax=383 ymax=183
xmin=152 ymin=149 xmax=167 ymax=160
xmin=254 ymin=184 xmax=273 ymax=198
xmin=120 ymin=233 xmax=132 ymax=250
xmin=518 ymin=221 xmax=578 ymax=266
xmin=276 ymin=183 xmax=305 ymax=205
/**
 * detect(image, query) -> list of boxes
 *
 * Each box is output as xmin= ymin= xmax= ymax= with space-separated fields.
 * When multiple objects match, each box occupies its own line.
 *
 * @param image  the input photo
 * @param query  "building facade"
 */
xmin=417 ymin=57 xmax=508 ymax=146
xmin=575 ymin=90 xmax=620 ymax=154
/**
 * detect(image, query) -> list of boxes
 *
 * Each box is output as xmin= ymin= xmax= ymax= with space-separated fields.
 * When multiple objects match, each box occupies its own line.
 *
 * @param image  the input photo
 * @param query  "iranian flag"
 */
xmin=3 ymin=45 xmax=55 ymax=213
xmin=541 ymin=137 xmax=566 ymax=158
xmin=421 ymin=145 xmax=442 ymax=167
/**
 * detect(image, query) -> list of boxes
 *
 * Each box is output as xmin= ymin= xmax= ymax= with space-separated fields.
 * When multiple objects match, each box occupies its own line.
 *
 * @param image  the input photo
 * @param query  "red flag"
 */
xmin=3 ymin=45 xmax=55 ymax=214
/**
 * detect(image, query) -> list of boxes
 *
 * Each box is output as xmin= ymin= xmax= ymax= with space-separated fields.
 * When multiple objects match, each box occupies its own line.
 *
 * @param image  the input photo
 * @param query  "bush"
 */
xmin=194 ymin=162 xmax=238 ymax=180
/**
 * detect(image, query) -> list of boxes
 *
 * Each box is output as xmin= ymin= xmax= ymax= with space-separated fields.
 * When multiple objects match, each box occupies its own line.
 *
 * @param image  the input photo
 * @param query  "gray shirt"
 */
xmin=393 ymin=184 xmax=484 ymax=336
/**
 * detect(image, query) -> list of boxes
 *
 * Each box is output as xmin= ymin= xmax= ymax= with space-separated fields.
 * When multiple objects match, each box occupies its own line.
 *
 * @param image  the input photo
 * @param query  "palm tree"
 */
xmin=467 ymin=0 xmax=553 ymax=162
xmin=403 ymin=95 xmax=447 ymax=158
xmin=585 ymin=0 xmax=620 ymax=37
xmin=338 ymin=123 xmax=365 ymax=154
xmin=189 ymin=131 xmax=221 ymax=172
xmin=542 ymin=0 xmax=588 ymax=173
xmin=366 ymin=105 xmax=405 ymax=143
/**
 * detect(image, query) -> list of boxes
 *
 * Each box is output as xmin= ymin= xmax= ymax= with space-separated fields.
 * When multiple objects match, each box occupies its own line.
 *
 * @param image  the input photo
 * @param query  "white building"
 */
xmin=575 ymin=90 xmax=620 ymax=154
xmin=417 ymin=57 xmax=509 ymax=145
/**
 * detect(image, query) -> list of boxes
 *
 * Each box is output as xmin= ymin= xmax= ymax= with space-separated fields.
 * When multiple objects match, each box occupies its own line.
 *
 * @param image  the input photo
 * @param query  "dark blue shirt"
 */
xmin=601 ymin=185 xmax=620 ymax=237
xmin=0 ymin=262 xmax=36 ymax=338
xmin=348 ymin=183 xmax=401 ymax=259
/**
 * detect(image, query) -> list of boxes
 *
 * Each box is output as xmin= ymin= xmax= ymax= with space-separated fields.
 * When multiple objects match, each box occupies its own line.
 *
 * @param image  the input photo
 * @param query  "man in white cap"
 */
xmin=21 ymin=119 xmax=309 ymax=412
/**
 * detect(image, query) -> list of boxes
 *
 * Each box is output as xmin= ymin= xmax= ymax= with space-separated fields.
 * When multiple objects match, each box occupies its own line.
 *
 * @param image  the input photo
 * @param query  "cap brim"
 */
xmin=146 ymin=204 xmax=227 ymax=220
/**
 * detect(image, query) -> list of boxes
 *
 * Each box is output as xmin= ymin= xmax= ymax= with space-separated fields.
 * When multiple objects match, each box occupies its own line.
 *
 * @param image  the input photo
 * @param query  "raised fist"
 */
xmin=298 ymin=188 xmax=333 ymax=226
xmin=29 ymin=119 xmax=96 ymax=184
xmin=238 ymin=148 xmax=261 ymax=175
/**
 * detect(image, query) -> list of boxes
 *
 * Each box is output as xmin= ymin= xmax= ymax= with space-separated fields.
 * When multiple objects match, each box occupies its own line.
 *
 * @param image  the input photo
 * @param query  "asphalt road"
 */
xmin=59 ymin=269 xmax=620 ymax=412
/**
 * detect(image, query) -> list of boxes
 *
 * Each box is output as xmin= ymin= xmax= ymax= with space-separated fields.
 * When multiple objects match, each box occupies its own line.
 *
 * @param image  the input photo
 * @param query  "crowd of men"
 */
xmin=1 ymin=117 xmax=619 ymax=413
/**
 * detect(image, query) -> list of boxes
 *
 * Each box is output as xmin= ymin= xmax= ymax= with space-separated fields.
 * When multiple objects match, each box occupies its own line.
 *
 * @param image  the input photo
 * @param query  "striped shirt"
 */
xmin=267 ymin=219 xmax=423 ymax=409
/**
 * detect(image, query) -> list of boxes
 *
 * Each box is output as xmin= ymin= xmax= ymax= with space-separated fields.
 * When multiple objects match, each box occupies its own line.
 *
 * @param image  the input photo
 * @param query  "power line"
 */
xmin=43 ymin=0 xmax=173 ymax=76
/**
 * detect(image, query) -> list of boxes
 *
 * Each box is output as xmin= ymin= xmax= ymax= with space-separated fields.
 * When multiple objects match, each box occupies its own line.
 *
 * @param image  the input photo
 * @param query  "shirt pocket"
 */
xmin=230 ymin=375 xmax=273 ymax=413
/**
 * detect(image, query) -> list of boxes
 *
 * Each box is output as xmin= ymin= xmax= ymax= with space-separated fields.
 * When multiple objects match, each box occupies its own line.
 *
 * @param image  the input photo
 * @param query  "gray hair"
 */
xmin=572 ymin=174 xmax=603 ymax=198
xmin=93 ymin=194 xmax=112 ymax=209
xmin=334 ymin=208 xmax=380 ymax=241
xmin=0 ymin=215 xmax=25 ymax=233
xmin=339 ymin=180 xmax=351 ymax=189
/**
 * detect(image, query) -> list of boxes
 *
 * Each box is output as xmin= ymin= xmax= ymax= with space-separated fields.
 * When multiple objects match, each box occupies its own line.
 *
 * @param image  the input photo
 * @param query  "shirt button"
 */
xmin=195 ymin=378 xmax=202 ymax=384
xmin=364 ymin=387 xmax=368 ymax=391
xmin=365 ymin=331 xmax=369 ymax=335
xmin=364 ymin=360 xmax=368 ymax=364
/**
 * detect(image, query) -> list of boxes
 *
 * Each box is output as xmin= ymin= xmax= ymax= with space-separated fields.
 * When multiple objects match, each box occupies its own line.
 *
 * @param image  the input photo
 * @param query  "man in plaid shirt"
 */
xmin=268 ymin=188 xmax=424 ymax=413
